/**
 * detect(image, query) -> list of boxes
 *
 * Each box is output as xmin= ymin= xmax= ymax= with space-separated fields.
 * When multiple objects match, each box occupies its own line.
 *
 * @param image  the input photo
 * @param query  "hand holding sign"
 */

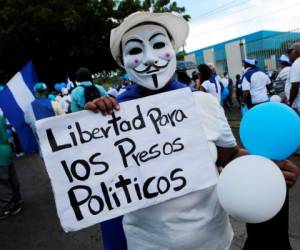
xmin=85 ymin=96 xmax=120 ymax=115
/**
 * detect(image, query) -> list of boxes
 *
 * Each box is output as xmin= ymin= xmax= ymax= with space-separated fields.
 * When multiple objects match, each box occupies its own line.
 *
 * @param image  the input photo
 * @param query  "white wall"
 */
xmin=225 ymin=40 xmax=245 ymax=78
xmin=203 ymin=48 xmax=215 ymax=65
xmin=265 ymin=55 xmax=277 ymax=71
xmin=184 ymin=53 xmax=196 ymax=63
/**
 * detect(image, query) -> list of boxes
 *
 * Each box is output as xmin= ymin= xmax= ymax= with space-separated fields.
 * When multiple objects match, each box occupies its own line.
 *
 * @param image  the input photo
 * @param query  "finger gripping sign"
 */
xmin=37 ymin=88 xmax=217 ymax=232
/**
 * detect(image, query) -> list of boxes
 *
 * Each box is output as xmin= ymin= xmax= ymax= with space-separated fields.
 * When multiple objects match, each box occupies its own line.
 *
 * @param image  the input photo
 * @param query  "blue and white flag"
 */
xmin=0 ymin=61 xmax=38 ymax=154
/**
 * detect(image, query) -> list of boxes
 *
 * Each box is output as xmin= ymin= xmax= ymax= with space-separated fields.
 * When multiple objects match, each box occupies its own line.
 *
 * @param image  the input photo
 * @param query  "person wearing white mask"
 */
xmin=85 ymin=12 xmax=299 ymax=250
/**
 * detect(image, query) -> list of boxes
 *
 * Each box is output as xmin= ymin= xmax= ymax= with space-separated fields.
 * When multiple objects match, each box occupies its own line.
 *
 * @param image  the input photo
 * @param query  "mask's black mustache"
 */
xmin=133 ymin=61 xmax=169 ymax=73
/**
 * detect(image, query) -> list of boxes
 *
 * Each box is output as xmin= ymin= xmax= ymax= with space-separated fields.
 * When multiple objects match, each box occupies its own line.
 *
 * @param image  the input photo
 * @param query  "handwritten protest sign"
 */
xmin=37 ymin=88 xmax=218 ymax=232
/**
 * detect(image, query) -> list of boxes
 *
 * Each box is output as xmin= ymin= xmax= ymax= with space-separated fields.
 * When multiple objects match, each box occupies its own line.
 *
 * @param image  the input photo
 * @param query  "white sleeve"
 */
xmin=290 ymin=60 xmax=300 ymax=83
xmin=193 ymin=92 xmax=237 ymax=148
xmin=241 ymin=77 xmax=250 ymax=91
xmin=265 ymin=74 xmax=271 ymax=85
xmin=201 ymin=81 xmax=209 ymax=90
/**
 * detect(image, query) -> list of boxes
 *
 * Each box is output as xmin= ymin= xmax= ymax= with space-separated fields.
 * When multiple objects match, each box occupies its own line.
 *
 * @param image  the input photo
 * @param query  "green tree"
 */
xmin=0 ymin=0 xmax=189 ymax=85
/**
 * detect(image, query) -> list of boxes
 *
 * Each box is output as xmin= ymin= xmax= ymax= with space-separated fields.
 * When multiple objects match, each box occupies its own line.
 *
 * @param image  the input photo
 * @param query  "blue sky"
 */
xmin=176 ymin=0 xmax=300 ymax=52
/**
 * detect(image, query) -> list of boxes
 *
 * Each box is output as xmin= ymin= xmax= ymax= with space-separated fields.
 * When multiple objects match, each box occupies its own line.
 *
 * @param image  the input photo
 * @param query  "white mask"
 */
xmin=121 ymin=24 xmax=176 ymax=90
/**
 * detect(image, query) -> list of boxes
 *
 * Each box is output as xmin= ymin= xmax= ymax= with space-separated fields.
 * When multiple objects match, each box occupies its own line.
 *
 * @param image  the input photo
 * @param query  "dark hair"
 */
xmin=177 ymin=70 xmax=191 ymax=85
xmin=76 ymin=67 xmax=92 ymax=82
xmin=191 ymin=71 xmax=199 ymax=81
xmin=243 ymin=62 xmax=255 ymax=68
xmin=197 ymin=64 xmax=212 ymax=81
xmin=236 ymin=74 xmax=241 ymax=79
xmin=280 ymin=61 xmax=291 ymax=67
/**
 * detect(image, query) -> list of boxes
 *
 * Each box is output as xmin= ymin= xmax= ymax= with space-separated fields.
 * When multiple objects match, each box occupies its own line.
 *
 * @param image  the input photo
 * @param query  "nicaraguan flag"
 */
xmin=0 ymin=61 xmax=39 ymax=154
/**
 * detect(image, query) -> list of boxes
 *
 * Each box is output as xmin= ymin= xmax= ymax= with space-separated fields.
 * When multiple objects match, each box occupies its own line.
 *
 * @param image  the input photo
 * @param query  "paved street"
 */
xmin=1 ymin=107 xmax=299 ymax=250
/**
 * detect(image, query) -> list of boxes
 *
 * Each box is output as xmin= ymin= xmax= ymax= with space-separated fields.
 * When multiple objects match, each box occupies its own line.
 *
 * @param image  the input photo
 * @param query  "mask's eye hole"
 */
xmin=129 ymin=47 xmax=142 ymax=55
xmin=153 ymin=42 xmax=165 ymax=49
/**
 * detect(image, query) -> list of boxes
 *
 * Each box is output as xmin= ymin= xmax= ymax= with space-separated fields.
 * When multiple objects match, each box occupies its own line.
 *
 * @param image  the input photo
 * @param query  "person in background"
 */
xmin=221 ymin=72 xmax=233 ymax=108
xmin=287 ymin=42 xmax=300 ymax=156
xmin=24 ymin=82 xmax=64 ymax=144
xmin=176 ymin=70 xmax=191 ymax=86
xmin=71 ymin=67 xmax=107 ymax=112
xmin=117 ymin=73 xmax=131 ymax=95
xmin=235 ymin=74 xmax=242 ymax=106
xmin=241 ymin=58 xmax=271 ymax=109
xmin=287 ymin=42 xmax=300 ymax=114
xmin=66 ymin=78 xmax=75 ymax=91
xmin=275 ymin=55 xmax=291 ymax=103
xmin=197 ymin=64 xmax=221 ymax=102
xmin=191 ymin=71 xmax=199 ymax=88
xmin=56 ymin=87 xmax=71 ymax=113
xmin=0 ymin=86 xmax=24 ymax=157
xmin=208 ymin=63 xmax=225 ymax=104
xmin=0 ymin=111 xmax=23 ymax=220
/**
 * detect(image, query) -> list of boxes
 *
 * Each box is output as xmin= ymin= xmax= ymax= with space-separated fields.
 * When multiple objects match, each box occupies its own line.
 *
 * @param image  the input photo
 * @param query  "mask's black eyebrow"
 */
xmin=149 ymin=32 xmax=166 ymax=41
xmin=125 ymin=38 xmax=143 ymax=46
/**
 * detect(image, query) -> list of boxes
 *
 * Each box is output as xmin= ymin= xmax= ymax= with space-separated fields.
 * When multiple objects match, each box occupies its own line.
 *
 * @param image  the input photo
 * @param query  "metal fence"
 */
xmin=243 ymin=28 xmax=300 ymax=71
xmin=190 ymin=28 xmax=300 ymax=76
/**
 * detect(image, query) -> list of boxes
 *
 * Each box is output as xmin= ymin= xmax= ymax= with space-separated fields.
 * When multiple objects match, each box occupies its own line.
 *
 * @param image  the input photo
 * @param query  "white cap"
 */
xmin=110 ymin=11 xmax=189 ymax=67
xmin=243 ymin=58 xmax=257 ymax=66
xmin=279 ymin=55 xmax=290 ymax=64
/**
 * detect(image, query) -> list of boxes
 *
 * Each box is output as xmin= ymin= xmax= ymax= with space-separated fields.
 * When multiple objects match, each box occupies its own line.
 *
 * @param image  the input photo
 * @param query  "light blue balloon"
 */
xmin=221 ymin=87 xmax=229 ymax=101
xmin=54 ymin=83 xmax=62 ymax=92
xmin=240 ymin=102 xmax=300 ymax=160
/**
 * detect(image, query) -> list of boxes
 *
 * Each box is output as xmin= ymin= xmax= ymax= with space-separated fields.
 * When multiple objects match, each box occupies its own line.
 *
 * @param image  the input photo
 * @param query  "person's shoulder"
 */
xmin=72 ymin=85 xmax=88 ymax=101
xmin=192 ymin=91 xmax=223 ymax=123
xmin=71 ymin=85 xmax=83 ymax=94
xmin=292 ymin=57 xmax=300 ymax=68
xmin=193 ymin=90 xmax=219 ymax=107
xmin=117 ymin=85 xmax=139 ymax=102
xmin=202 ymin=80 xmax=210 ymax=86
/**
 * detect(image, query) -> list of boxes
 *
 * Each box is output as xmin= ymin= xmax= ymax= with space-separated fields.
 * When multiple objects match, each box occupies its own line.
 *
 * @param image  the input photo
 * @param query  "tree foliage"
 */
xmin=0 ymin=0 xmax=189 ymax=85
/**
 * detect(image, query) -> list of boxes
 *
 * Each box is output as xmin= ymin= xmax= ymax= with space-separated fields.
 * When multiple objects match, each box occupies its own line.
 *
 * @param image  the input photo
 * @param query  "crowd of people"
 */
xmin=0 ymin=10 xmax=299 ymax=250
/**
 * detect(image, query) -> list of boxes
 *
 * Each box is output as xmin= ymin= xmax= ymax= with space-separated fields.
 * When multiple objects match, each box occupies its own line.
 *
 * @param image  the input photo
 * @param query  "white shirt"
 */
xmin=56 ymin=95 xmax=71 ymax=113
xmin=123 ymin=92 xmax=236 ymax=250
xmin=241 ymin=68 xmax=271 ymax=104
xmin=107 ymin=87 xmax=119 ymax=98
xmin=289 ymin=57 xmax=300 ymax=110
xmin=276 ymin=66 xmax=290 ymax=82
xmin=202 ymin=80 xmax=222 ymax=102
xmin=275 ymin=66 xmax=291 ymax=100
xmin=221 ymin=77 xmax=229 ymax=88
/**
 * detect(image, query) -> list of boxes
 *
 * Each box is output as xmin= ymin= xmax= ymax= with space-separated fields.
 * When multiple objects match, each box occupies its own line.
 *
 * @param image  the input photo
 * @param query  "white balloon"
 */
xmin=270 ymin=95 xmax=281 ymax=102
xmin=217 ymin=155 xmax=286 ymax=223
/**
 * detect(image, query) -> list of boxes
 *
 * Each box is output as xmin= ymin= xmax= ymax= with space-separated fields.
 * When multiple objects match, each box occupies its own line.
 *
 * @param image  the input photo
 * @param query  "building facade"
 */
xmin=187 ymin=29 xmax=300 ymax=78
